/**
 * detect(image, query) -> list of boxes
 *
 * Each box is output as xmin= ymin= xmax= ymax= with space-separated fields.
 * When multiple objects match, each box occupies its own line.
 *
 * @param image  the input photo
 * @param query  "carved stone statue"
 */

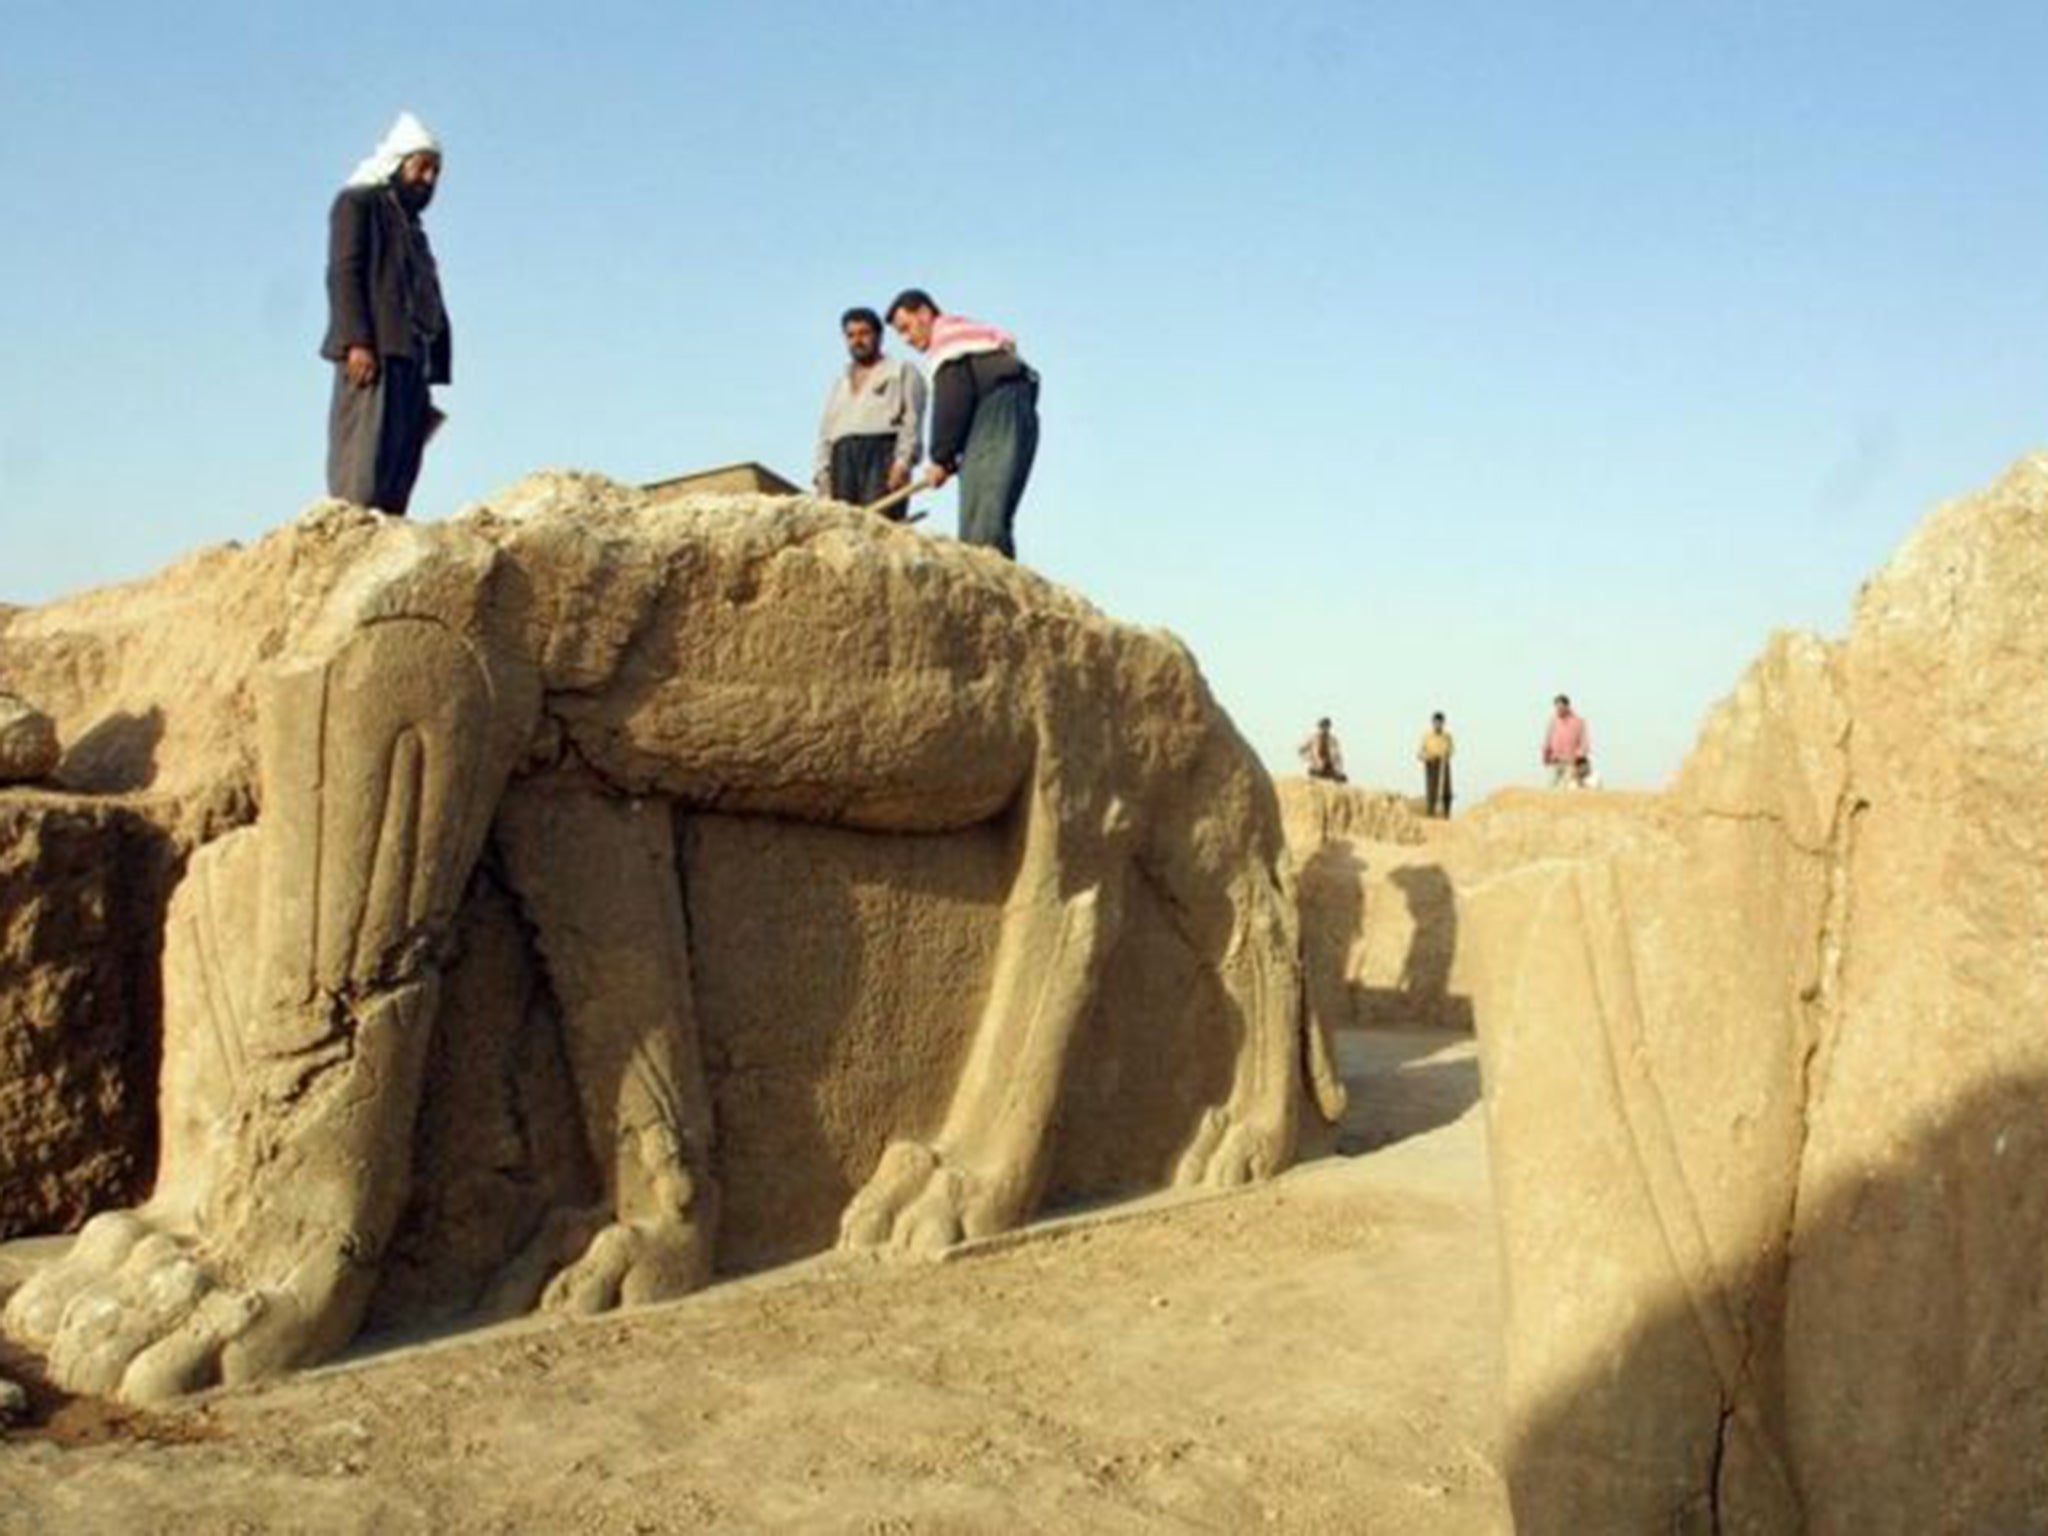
xmin=3 ymin=474 xmax=1342 ymax=1401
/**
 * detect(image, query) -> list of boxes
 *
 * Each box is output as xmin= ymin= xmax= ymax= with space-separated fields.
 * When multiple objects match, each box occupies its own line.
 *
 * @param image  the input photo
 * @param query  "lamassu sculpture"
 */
xmin=3 ymin=474 xmax=1340 ymax=1401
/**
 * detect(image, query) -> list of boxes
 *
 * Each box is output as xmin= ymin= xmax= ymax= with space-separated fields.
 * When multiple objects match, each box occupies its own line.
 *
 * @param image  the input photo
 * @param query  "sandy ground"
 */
xmin=0 ymin=1028 xmax=1505 ymax=1535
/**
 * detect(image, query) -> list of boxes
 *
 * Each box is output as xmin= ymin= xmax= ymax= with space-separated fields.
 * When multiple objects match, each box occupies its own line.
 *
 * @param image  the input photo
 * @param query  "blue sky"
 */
xmin=2 ymin=2 xmax=2042 ymax=802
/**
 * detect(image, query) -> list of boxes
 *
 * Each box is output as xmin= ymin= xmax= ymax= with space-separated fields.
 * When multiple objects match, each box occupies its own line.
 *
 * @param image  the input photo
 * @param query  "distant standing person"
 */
xmin=1542 ymin=694 xmax=1590 ymax=788
xmin=1418 ymin=711 xmax=1455 ymax=817
xmin=886 ymin=290 xmax=1040 ymax=559
xmin=321 ymin=112 xmax=451 ymax=517
xmin=1299 ymin=717 xmax=1347 ymax=783
xmin=813 ymin=306 xmax=927 ymax=514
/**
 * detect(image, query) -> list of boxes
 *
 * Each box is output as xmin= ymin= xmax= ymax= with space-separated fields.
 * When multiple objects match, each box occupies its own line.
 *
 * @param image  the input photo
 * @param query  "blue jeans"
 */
xmin=958 ymin=376 xmax=1039 ymax=560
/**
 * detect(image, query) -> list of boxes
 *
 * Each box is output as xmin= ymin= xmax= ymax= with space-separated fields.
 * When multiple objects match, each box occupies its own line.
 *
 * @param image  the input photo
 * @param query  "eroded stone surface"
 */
xmin=1784 ymin=453 xmax=2048 ymax=1530
xmin=1276 ymin=777 xmax=1424 ymax=851
xmin=1459 ymin=654 xmax=1833 ymax=1533
xmin=1280 ymin=777 xmax=1471 ymax=1048
xmin=0 ymin=793 xmax=191 ymax=1238
xmin=0 ymin=694 xmax=59 ymax=784
xmin=1460 ymin=454 xmax=2048 ymax=1532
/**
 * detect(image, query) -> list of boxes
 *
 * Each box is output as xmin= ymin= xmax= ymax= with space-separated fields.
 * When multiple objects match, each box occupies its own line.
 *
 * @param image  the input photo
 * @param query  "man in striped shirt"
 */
xmin=887 ymin=289 xmax=1040 ymax=560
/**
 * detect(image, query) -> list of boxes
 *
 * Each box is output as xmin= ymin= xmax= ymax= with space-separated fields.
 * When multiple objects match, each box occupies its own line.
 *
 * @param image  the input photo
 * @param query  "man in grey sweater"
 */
xmin=813 ymin=306 xmax=927 ymax=513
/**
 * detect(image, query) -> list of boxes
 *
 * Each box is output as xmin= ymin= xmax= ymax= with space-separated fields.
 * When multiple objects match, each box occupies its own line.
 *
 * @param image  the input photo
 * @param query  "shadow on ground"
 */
xmin=1330 ymin=1026 xmax=1481 ymax=1156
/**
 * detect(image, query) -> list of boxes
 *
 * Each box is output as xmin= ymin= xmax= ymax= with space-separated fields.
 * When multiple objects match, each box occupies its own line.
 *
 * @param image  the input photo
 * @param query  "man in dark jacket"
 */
xmin=886 ymin=289 xmax=1039 ymax=560
xmin=321 ymin=111 xmax=451 ymax=517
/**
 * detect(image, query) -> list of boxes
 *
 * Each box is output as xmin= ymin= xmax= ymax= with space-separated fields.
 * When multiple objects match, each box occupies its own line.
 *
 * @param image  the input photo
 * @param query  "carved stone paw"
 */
xmin=1173 ymin=1105 xmax=1288 ymax=1192
xmin=837 ymin=1141 xmax=1008 ymax=1257
xmin=3 ymin=1211 xmax=271 ymax=1403
xmin=539 ymin=1216 xmax=710 ymax=1316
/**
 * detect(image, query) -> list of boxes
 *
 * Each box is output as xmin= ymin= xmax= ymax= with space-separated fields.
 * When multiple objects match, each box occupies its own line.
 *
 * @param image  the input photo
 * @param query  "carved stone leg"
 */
xmin=1164 ymin=747 xmax=1323 ymax=1191
xmin=6 ymin=612 xmax=531 ymax=1400
xmin=147 ymin=826 xmax=261 ymax=1231
xmin=494 ymin=783 xmax=718 ymax=1314
xmin=839 ymin=762 xmax=1130 ymax=1256
xmin=0 ymin=827 xmax=261 ymax=1396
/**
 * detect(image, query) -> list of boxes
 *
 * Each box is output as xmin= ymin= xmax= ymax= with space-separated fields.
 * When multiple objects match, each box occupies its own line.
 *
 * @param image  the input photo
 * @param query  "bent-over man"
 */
xmin=887 ymin=289 xmax=1039 ymax=559
xmin=321 ymin=111 xmax=450 ymax=517
xmin=813 ymin=306 xmax=927 ymax=514
xmin=1300 ymin=718 xmax=1347 ymax=783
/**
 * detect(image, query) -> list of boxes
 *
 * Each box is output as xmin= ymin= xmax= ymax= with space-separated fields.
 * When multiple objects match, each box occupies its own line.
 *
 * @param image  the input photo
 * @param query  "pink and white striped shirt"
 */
xmin=928 ymin=313 xmax=1017 ymax=369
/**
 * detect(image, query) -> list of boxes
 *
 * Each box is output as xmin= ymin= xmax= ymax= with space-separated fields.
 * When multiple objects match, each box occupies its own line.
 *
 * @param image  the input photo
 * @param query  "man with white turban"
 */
xmin=320 ymin=111 xmax=451 ymax=516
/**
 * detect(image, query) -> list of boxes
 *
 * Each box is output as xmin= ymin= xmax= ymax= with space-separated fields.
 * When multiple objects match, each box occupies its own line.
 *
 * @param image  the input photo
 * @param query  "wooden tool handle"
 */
xmin=858 ymin=481 xmax=920 ymax=519
xmin=859 ymin=470 xmax=942 ymax=520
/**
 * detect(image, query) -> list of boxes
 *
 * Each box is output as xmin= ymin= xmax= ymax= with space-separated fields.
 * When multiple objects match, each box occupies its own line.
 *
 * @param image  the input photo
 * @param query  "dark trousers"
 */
xmin=1424 ymin=758 xmax=1454 ymax=818
xmin=829 ymin=434 xmax=900 ymax=513
xmin=327 ymin=355 xmax=432 ymax=516
xmin=959 ymin=376 xmax=1039 ymax=559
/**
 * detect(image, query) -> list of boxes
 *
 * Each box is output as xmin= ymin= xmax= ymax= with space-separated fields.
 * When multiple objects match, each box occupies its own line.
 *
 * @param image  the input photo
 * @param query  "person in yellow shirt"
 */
xmin=1418 ymin=711 xmax=1454 ymax=818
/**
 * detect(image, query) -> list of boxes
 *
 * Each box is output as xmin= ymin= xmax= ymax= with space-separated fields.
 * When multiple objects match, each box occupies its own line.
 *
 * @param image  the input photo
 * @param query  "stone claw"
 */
xmin=1173 ymin=1106 xmax=1286 ymax=1191
xmin=3 ymin=1210 xmax=152 ymax=1342
xmin=2 ymin=1210 xmax=270 ymax=1403
xmin=837 ymin=1140 xmax=1005 ymax=1258
xmin=539 ymin=1217 xmax=709 ymax=1317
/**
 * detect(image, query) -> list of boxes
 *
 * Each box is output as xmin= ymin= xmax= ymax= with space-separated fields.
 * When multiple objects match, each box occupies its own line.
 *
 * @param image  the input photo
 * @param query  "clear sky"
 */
xmin=3 ymin=2 xmax=2042 ymax=802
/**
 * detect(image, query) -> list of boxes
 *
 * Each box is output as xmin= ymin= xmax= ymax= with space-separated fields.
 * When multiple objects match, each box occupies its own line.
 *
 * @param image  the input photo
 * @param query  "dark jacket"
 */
xmin=321 ymin=185 xmax=452 ymax=384
xmin=929 ymin=349 xmax=1036 ymax=469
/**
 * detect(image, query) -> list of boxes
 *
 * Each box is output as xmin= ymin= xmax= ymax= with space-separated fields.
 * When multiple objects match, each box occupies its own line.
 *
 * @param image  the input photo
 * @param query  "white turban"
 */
xmin=345 ymin=110 xmax=443 ymax=189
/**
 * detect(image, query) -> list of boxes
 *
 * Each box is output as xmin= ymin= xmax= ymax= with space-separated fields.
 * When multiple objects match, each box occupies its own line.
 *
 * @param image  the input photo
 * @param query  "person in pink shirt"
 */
xmin=886 ymin=288 xmax=1039 ymax=560
xmin=1542 ymin=694 xmax=1591 ymax=788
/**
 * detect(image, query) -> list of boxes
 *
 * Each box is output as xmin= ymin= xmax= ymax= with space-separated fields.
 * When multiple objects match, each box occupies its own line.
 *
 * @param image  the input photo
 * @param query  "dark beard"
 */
xmin=394 ymin=177 xmax=435 ymax=214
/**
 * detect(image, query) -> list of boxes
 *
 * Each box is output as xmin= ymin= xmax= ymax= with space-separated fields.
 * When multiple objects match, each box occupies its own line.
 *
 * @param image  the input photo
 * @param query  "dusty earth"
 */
xmin=0 ymin=1027 xmax=1504 ymax=1535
